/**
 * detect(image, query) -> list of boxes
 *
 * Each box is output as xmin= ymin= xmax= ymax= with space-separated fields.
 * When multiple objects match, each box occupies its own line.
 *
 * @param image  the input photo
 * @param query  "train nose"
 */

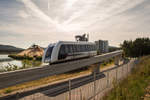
xmin=42 ymin=58 xmax=51 ymax=63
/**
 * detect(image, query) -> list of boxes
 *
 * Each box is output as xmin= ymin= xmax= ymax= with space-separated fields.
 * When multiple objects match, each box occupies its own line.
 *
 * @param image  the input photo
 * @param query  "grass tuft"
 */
xmin=4 ymin=88 xmax=13 ymax=94
xmin=104 ymin=56 xmax=150 ymax=100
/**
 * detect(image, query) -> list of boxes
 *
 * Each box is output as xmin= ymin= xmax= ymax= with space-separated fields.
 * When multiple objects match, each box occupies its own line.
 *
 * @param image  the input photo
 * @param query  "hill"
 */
xmin=17 ymin=44 xmax=44 ymax=58
xmin=9 ymin=44 xmax=44 ymax=60
xmin=0 ymin=44 xmax=24 ymax=53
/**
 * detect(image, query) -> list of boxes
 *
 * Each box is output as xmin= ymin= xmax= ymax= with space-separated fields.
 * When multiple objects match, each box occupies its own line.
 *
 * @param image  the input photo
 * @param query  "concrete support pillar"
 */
xmin=91 ymin=63 xmax=101 ymax=74
xmin=91 ymin=63 xmax=101 ymax=100
xmin=114 ymin=56 xmax=120 ymax=82
xmin=114 ymin=56 xmax=120 ymax=66
xmin=123 ymin=58 xmax=126 ymax=64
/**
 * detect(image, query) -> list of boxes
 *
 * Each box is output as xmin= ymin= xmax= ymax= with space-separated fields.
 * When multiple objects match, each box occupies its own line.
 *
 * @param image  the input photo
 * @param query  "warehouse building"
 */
xmin=95 ymin=40 xmax=109 ymax=54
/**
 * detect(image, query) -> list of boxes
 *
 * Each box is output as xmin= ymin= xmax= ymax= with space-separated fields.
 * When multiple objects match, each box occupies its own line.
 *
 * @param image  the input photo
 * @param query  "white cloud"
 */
xmin=17 ymin=0 xmax=146 ymax=32
xmin=63 ymin=0 xmax=145 ymax=28
xmin=0 ymin=0 xmax=150 ymax=48
xmin=18 ymin=10 xmax=30 ymax=18
xmin=19 ymin=0 xmax=65 ymax=31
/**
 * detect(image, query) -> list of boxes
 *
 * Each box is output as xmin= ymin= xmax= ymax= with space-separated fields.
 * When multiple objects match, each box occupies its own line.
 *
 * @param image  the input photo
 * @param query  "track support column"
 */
xmin=114 ymin=56 xmax=120 ymax=66
xmin=91 ymin=63 xmax=101 ymax=100
xmin=114 ymin=56 xmax=120 ymax=82
xmin=92 ymin=63 xmax=101 ymax=74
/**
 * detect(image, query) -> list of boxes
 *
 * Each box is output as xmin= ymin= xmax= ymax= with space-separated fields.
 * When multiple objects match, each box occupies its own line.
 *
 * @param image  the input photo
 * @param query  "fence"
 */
xmin=19 ymin=58 xmax=138 ymax=100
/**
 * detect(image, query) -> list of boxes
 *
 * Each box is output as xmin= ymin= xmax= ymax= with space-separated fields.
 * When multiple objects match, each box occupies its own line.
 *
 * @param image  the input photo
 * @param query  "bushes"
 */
xmin=0 ymin=59 xmax=42 ymax=72
xmin=8 ymin=54 xmax=42 ymax=60
xmin=101 ymin=58 xmax=114 ymax=67
xmin=121 ymin=37 xmax=150 ymax=57
xmin=4 ymin=88 xmax=13 ymax=94
xmin=104 ymin=56 xmax=150 ymax=100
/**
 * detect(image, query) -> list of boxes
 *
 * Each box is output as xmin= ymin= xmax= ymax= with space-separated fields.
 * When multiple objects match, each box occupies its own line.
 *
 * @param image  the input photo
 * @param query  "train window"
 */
xmin=45 ymin=46 xmax=54 ymax=58
xmin=67 ymin=45 xmax=71 ymax=53
xmin=65 ymin=45 xmax=69 ymax=53
xmin=89 ymin=45 xmax=91 ymax=51
xmin=81 ymin=45 xmax=83 ymax=51
xmin=90 ymin=45 xmax=92 ymax=51
xmin=79 ymin=45 xmax=82 ymax=52
xmin=76 ymin=45 xmax=78 ymax=52
xmin=85 ymin=45 xmax=87 ymax=51
xmin=72 ymin=45 xmax=74 ymax=52
xmin=91 ymin=45 xmax=93 ymax=51
xmin=73 ymin=44 xmax=77 ymax=52
xmin=78 ymin=45 xmax=80 ymax=52
xmin=93 ymin=45 xmax=94 ymax=50
xmin=83 ymin=45 xmax=86 ymax=51
xmin=87 ymin=45 xmax=89 ymax=51
xmin=94 ymin=45 xmax=96 ymax=50
xmin=59 ymin=45 xmax=66 ymax=55
xmin=70 ymin=45 xmax=73 ymax=53
xmin=82 ymin=45 xmax=84 ymax=51
xmin=72 ymin=44 xmax=75 ymax=52
xmin=81 ymin=45 xmax=84 ymax=52
xmin=58 ymin=45 xmax=67 ymax=60
xmin=77 ymin=45 xmax=80 ymax=52
xmin=66 ymin=45 xmax=72 ymax=54
xmin=80 ymin=45 xmax=82 ymax=52
xmin=92 ymin=45 xmax=94 ymax=50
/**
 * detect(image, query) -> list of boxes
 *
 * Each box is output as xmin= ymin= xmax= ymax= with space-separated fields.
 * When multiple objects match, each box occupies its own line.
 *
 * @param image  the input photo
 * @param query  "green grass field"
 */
xmin=104 ymin=56 xmax=150 ymax=100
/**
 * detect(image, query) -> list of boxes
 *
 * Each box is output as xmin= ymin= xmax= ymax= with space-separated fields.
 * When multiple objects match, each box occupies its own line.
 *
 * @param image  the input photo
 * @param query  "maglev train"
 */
xmin=42 ymin=41 xmax=97 ymax=64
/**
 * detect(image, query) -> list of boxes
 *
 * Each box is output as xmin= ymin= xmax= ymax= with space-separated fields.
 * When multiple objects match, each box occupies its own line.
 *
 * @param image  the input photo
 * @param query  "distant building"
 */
xmin=95 ymin=40 xmax=109 ymax=54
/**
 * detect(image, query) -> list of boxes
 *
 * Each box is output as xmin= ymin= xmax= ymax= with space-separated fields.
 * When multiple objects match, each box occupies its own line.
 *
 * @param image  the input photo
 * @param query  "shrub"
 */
xmin=4 ymin=88 xmax=13 ymax=94
xmin=8 ymin=54 xmax=42 ymax=60
xmin=104 ymin=56 xmax=150 ymax=100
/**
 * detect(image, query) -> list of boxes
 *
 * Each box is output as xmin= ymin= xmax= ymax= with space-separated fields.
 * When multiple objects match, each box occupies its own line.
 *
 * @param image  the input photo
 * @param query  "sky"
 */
xmin=0 ymin=0 xmax=150 ymax=49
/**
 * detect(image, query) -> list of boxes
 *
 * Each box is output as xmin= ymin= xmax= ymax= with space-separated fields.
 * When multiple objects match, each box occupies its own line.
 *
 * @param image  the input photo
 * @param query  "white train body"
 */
xmin=42 ymin=41 xmax=97 ymax=64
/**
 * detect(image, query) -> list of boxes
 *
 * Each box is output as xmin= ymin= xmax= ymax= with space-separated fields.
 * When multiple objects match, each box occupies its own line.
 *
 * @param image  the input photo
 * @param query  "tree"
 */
xmin=121 ymin=37 xmax=150 ymax=57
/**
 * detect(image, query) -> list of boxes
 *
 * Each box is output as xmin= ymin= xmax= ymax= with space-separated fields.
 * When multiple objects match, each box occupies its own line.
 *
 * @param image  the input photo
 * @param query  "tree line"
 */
xmin=121 ymin=37 xmax=150 ymax=57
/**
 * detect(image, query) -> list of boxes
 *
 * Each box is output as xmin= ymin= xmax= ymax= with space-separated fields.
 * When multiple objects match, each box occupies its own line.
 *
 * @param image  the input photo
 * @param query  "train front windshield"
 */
xmin=45 ymin=46 xmax=54 ymax=59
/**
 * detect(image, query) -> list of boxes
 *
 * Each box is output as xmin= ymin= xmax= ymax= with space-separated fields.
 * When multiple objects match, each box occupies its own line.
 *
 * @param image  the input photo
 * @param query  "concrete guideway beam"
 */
xmin=0 ymin=50 xmax=123 ymax=89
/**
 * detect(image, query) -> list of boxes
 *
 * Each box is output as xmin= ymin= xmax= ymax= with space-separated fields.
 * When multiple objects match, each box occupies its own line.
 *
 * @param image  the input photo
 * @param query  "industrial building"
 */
xmin=95 ymin=40 xmax=109 ymax=54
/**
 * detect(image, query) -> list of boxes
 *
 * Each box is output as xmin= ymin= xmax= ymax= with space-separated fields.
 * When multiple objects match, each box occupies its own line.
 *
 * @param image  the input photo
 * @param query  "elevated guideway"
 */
xmin=0 ymin=58 xmax=13 ymax=62
xmin=0 ymin=50 xmax=122 ymax=89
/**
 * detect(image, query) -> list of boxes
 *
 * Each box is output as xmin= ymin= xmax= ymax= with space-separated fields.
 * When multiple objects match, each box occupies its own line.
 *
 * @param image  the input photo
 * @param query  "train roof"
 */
xmin=58 ymin=41 xmax=95 ymax=45
xmin=47 ymin=41 xmax=95 ymax=47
